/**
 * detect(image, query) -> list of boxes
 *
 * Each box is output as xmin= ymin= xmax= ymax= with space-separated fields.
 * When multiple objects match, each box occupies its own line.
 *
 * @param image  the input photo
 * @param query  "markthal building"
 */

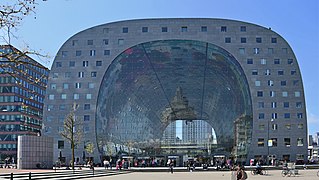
xmin=43 ymin=18 xmax=308 ymax=166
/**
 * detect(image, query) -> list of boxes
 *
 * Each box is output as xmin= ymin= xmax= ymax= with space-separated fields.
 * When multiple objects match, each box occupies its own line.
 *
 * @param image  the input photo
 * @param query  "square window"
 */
xmin=48 ymin=94 xmax=54 ymax=100
xmin=201 ymin=26 xmax=207 ymax=32
xmin=96 ymin=61 xmax=102 ymax=66
xmin=84 ymin=104 xmax=90 ymax=110
xmin=278 ymin=70 xmax=284 ymax=75
xmin=258 ymin=138 xmax=264 ymax=147
xmin=255 ymin=81 xmax=261 ymax=86
xmin=293 ymin=80 xmax=299 ymax=86
xmin=268 ymin=48 xmax=274 ymax=54
xmin=103 ymin=39 xmax=109 ymax=45
xmin=181 ymin=26 xmax=188 ymax=32
xmin=90 ymin=50 xmax=96 ymax=56
xmin=225 ymin=37 xmax=231 ymax=43
xmin=62 ymin=51 xmax=68 ymax=58
xmin=247 ymin=59 xmax=253 ymax=64
xmin=291 ymin=70 xmax=297 ymax=75
xmin=104 ymin=50 xmax=110 ymax=55
xmin=69 ymin=61 xmax=75 ymax=67
xmin=282 ymin=91 xmax=288 ymax=97
xmin=58 ymin=140 xmax=64 ymax=149
xmin=241 ymin=37 xmax=246 ymax=43
xmin=281 ymin=81 xmax=286 ymax=86
xmin=260 ymin=58 xmax=267 ymax=65
xmin=270 ymin=91 xmax=275 ymax=97
xmin=297 ymin=124 xmax=303 ymax=129
xmin=73 ymin=94 xmax=79 ymax=100
xmin=282 ymin=48 xmax=288 ymax=54
xmin=78 ymin=72 xmax=84 ymax=78
xmin=271 ymin=138 xmax=278 ymax=147
xmin=257 ymin=91 xmax=263 ymax=97
xmin=142 ymin=27 xmax=148 ymax=32
xmin=258 ymin=102 xmax=264 ymax=108
xmin=72 ymin=40 xmax=78 ymax=46
xmin=297 ymin=113 xmax=303 ymax=118
xmin=91 ymin=72 xmax=97 ymax=77
xmin=239 ymin=48 xmax=245 ymax=54
xmin=162 ymin=27 xmax=168 ymax=32
xmin=258 ymin=113 xmax=264 ymax=119
xmin=271 ymin=102 xmax=277 ymax=108
xmin=256 ymin=37 xmax=262 ymax=43
xmin=61 ymin=94 xmax=67 ymax=100
xmin=254 ymin=48 xmax=260 ymax=54
xmin=288 ymin=59 xmax=293 ymax=64
xmin=240 ymin=26 xmax=246 ymax=32
xmin=296 ymin=102 xmax=302 ymax=108
xmin=75 ymin=82 xmax=81 ymax=89
xmin=295 ymin=91 xmax=301 ymax=97
xmin=252 ymin=70 xmax=258 ymax=75
xmin=258 ymin=124 xmax=265 ymax=130
xmin=50 ymin=83 xmax=56 ymax=89
xmin=284 ymin=138 xmax=291 ymax=147
xmin=272 ymin=113 xmax=278 ymax=119
xmin=87 ymin=40 xmax=93 ymax=45
xmin=268 ymin=80 xmax=274 ymax=86
xmin=86 ymin=94 xmax=92 ymax=99
xmin=265 ymin=69 xmax=271 ymax=75
xmin=63 ymin=83 xmax=69 ymax=89
xmin=76 ymin=50 xmax=81 ymax=56
xmin=122 ymin=27 xmax=128 ymax=33
xmin=118 ymin=39 xmax=124 ymax=45
xmin=297 ymin=138 xmax=304 ymax=146
xmin=221 ymin=26 xmax=227 ymax=32
xmin=103 ymin=28 xmax=109 ymax=33
xmin=84 ymin=115 xmax=90 ymax=121
xmin=56 ymin=62 xmax=62 ymax=68
xmin=271 ymin=38 xmax=277 ymax=43
xmin=284 ymin=113 xmax=290 ymax=119
xmin=274 ymin=59 xmax=280 ymax=64
xmin=88 ymin=83 xmax=95 ymax=89
xmin=83 ymin=61 xmax=89 ymax=67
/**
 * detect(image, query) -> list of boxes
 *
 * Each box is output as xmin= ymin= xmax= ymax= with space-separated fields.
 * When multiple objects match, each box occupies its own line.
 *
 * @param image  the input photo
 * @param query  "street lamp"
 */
xmin=267 ymin=119 xmax=274 ymax=165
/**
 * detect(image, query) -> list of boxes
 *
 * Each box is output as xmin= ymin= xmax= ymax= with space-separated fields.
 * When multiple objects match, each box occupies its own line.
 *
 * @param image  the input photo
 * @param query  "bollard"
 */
xmin=29 ymin=172 xmax=31 ymax=180
xmin=10 ymin=173 xmax=13 ymax=180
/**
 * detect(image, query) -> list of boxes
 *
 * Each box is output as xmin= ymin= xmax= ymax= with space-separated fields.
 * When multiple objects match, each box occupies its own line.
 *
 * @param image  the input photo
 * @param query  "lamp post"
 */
xmin=267 ymin=119 xmax=274 ymax=165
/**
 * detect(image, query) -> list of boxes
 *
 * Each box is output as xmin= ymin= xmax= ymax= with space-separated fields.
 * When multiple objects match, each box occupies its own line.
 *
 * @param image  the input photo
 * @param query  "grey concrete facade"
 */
xmin=43 ymin=18 xmax=307 ymax=164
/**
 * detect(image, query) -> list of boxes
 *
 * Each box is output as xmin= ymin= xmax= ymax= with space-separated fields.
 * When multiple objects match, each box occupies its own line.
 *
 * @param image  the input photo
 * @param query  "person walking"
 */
xmin=169 ymin=159 xmax=174 ymax=174
xmin=236 ymin=166 xmax=247 ymax=180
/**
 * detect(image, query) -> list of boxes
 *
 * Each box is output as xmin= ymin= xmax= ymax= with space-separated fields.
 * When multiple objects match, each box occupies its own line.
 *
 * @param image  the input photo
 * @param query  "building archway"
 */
xmin=96 ymin=40 xmax=252 ymax=161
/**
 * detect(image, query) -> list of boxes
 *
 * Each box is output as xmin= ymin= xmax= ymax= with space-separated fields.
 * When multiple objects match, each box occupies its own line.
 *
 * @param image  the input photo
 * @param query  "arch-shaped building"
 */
xmin=43 ymin=18 xmax=307 ymax=165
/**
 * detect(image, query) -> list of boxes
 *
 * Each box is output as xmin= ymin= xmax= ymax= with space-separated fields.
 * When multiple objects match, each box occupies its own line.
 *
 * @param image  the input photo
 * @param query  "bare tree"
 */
xmin=60 ymin=103 xmax=83 ymax=170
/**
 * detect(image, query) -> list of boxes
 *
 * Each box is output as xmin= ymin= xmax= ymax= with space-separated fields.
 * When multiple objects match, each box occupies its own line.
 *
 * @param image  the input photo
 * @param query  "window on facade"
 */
xmin=282 ymin=91 xmax=288 ymax=97
xmin=104 ymin=50 xmax=110 ymax=55
xmin=88 ymin=83 xmax=95 ymax=89
xmin=281 ymin=81 xmax=286 ymax=86
xmin=58 ymin=140 xmax=64 ymax=149
xmin=284 ymin=113 xmax=290 ymax=119
xmin=261 ymin=58 xmax=267 ymax=65
xmin=84 ymin=104 xmax=90 ymax=110
xmin=75 ymin=82 xmax=81 ymax=89
xmin=268 ymin=48 xmax=274 ymax=54
xmin=296 ymin=102 xmax=302 ymax=108
xmin=256 ymin=37 xmax=262 ymax=43
xmin=59 ymin=104 xmax=65 ymax=110
xmin=63 ymin=83 xmax=69 ymax=89
xmin=274 ymin=59 xmax=280 ymax=64
xmin=247 ymin=59 xmax=253 ymax=64
xmin=295 ymin=91 xmax=301 ymax=97
xmin=255 ymin=81 xmax=261 ymax=86
xmin=83 ymin=61 xmax=89 ymax=67
xmin=49 ymin=94 xmax=54 ymax=100
xmin=265 ymin=69 xmax=271 ymax=75
xmin=239 ymin=48 xmax=245 ymax=54
xmin=142 ymin=27 xmax=148 ymax=32
xmin=118 ymin=39 xmax=124 ymax=45
xmin=103 ymin=39 xmax=109 ymax=45
xmin=53 ymin=73 xmax=59 ymax=78
xmin=241 ymin=37 xmax=246 ymax=43
xmin=268 ymin=80 xmax=274 ymax=86
xmin=72 ymin=40 xmax=78 ymax=46
xmin=272 ymin=113 xmax=278 ymax=119
xmin=297 ymin=124 xmax=303 ymax=129
xmin=84 ymin=115 xmax=90 ymax=121
xmin=90 ymin=50 xmax=96 ymax=56
xmin=258 ymin=102 xmax=264 ymax=108
xmin=122 ymin=27 xmax=128 ymax=33
xmin=278 ymin=70 xmax=284 ymax=75
xmin=257 ymin=91 xmax=263 ymax=97
xmin=258 ymin=138 xmax=265 ymax=147
xmin=271 ymin=38 xmax=277 ymax=43
xmin=270 ymin=91 xmax=275 ymax=97
xmin=271 ymin=138 xmax=278 ymax=147
xmin=50 ymin=83 xmax=56 ymax=89
xmin=291 ymin=70 xmax=297 ymax=75
xmin=272 ymin=124 xmax=278 ymax=130
xmin=258 ymin=124 xmax=265 ymax=130
xmin=78 ymin=72 xmax=84 ymax=78
xmin=87 ymin=40 xmax=93 ymax=45
xmin=201 ymin=26 xmax=207 ymax=32
xmin=61 ymin=94 xmax=67 ymax=100
xmin=47 ymin=105 xmax=54 ymax=111
xmin=96 ymin=61 xmax=102 ymax=66
xmin=297 ymin=113 xmax=303 ymax=119
xmin=162 ymin=27 xmax=168 ymax=32
xmin=282 ymin=48 xmax=288 ymax=54
xmin=221 ymin=26 xmax=227 ymax=32
xmin=252 ymin=70 xmax=258 ymax=75
xmin=225 ymin=37 xmax=231 ymax=43
xmin=240 ymin=26 xmax=246 ymax=32
xmin=258 ymin=113 xmax=264 ymax=119
xmin=293 ymin=80 xmax=299 ymax=86
xmin=284 ymin=138 xmax=291 ymax=147
xmin=288 ymin=59 xmax=293 ymax=64
xmin=75 ymin=50 xmax=81 ymax=56
xmin=56 ymin=62 xmax=62 ymax=68
xmin=271 ymin=102 xmax=277 ymax=108
xmin=86 ymin=94 xmax=92 ymax=99
xmin=283 ymin=102 xmax=289 ymax=108
xmin=254 ymin=48 xmax=260 ymax=54
xmin=73 ymin=94 xmax=79 ymax=100
xmin=62 ymin=51 xmax=68 ymax=58
xmin=103 ymin=28 xmax=109 ymax=33
xmin=69 ymin=61 xmax=75 ymax=67
xmin=91 ymin=72 xmax=97 ymax=77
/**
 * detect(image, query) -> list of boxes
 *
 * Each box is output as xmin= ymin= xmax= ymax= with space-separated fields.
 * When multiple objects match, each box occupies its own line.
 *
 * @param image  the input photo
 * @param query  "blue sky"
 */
xmin=2 ymin=0 xmax=319 ymax=136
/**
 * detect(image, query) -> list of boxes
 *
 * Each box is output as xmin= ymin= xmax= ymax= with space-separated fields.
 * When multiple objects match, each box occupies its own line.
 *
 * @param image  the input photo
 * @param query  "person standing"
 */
xmin=169 ymin=160 xmax=174 ymax=174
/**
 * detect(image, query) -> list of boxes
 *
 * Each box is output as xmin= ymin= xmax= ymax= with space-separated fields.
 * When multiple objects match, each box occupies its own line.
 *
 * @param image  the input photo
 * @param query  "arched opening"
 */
xmin=96 ymin=40 xmax=252 ymax=164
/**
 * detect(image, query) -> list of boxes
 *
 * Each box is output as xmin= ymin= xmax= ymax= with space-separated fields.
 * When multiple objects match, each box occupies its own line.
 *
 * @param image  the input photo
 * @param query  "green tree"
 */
xmin=60 ymin=103 xmax=83 ymax=170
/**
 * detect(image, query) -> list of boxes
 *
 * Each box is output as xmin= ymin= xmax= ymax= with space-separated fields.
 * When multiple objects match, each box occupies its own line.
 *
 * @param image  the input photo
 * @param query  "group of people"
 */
xmin=231 ymin=166 xmax=248 ymax=180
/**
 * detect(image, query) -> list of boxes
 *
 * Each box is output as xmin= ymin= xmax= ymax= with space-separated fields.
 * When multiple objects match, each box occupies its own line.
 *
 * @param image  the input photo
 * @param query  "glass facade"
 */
xmin=96 ymin=40 xmax=252 ymax=161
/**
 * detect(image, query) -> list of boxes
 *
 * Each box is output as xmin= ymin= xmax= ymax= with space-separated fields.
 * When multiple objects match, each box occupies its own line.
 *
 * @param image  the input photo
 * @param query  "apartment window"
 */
xmin=48 ymin=94 xmax=54 ymax=100
xmin=142 ymin=27 xmax=148 ymax=32
xmin=255 ymin=81 xmax=261 ymax=86
xmin=180 ymin=26 xmax=188 ymax=32
xmin=118 ymin=39 xmax=124 ymax=45
xmin=288 ymin=59 xmax=293 ymax=64
xmin=90 ymin=50 xmax=96 ymax=56
xmin=268 ymin=80 xmax=274 ymax=86
xmin=104 ymin=50 xmax=110 ymax=55
xmin=284 ymin=113 xmax=290 ymax=119
xmin=86 ymin=94 xmax=92 ymax=99
xmin=271 ymin=102 xmax=277 ymax=108
xmin=271 ymin=138 xmax=278 ymax=147
xmin=278 ymin=70 xmax=284 ymax=75
xmin=61 ymin=94 xmax=67 ymax=100
xmin=296 ymin=102 xmax=302 ymax=108
xmin=91 ymin=72 xmax=97 ymax=77
xmin=282 ymin=91 xmax=288 ymax=97
xmin=265 ymin=69 xmax=271 ymax=75
xmin=240 ymin=26 xmax=246 ymax=32
xmin=225 ymin=37 xmax=231 ymax=43
xmin=63 ymin=83 xmax=69 ymax=89
xmin=162 ymin=27 xmax=168 ymax=32
xmin=285 ymin=124 xmax=291 ymax=130
xmin=122 ymin=27 xmax=128 ymax=33
xmin=257 ymin=91 xmax=263 ymax=97
xmin=258 ymin=113 xmax=264 ymax=119
xmin=256 ymin=37 xmax=262 ymax=43
xmin=63 ymin=72 xmax=69 ymax=78
xmin=254 ymin=48 xmax=260 ymax=54
xmin=293 ymin=80 xmax=300 ymax=86
xmin=84 ymin=115 xmax=90 ymax=121
xmin=272 ymin=124 xmax=278 ymax=130
xmin=239 ymin=48 xmax=245 ymax=54
xmin=84 ymin=104 xmax=90 ymax=110
xmin=73 ymin=94 xmax=79 ymax=100
xmin=291 ymin=70 xmax=297 ymax=75
xmin=284 ymin=102 xmax=289 ymax=108
xmin=258 ymin=102 xmax=264 ymax=108
xmin=75 ymin=82 xmax=81 ymax=89
xmin=271 ymin=38 xmax=277 ymax=43
xmin=270 ymin=90 xmax=275 ymax=97
xmin=96 ymin=61 xmax=102 ymax=66
xmin=295 ymin=91 xmax=301 ymax=97
xmin=284 ymin=138 xmax=291 ymax=147
xmin=281 ymin=81 xmax=286 ymax=86
xmin=221 ymin=26 xmax=227 ymax=32
xmin=58 ymin=140 xmax=64 ymax=149
xmin=76 ymin=50 xmax=81 ymax=56
xmin=272 ymin=113 xmax=278 ymax=119
xmin=252 ymin=70 xmax=258 ymax=75
xmin=87 ymin=40 xmax=93 ymax=45
xmin=258 ymin=138 xmax=265 ymax=147
xmin=56 ymin=62 xmax=62 ymax=68
xmin=62 ymin=51 xmax=68 ymax=58
xmin=78 ymin=72 xmax=84 ymax=78
xmin=258 ymin=124 xmax=265 ymax=130
xmin=247 ymin=59 xmax=253 ymax=64
xmin=50 ymin=83 xmax=56 ymax=89
xmin=282 ymin=48 xmax=288 ymax=54
xmin=261 ymin=58 xmax=267 ymax=65
xmin=297 ymin=124 xmax=303 ymax=129
xmin=201 ymin=26 xmax=207 ymax=32
xmin=69 ymin=61 xmax=75 ymax=67
xmin=59 ymin=104 xmax=65 ymax=110
xmin=72 ymin=40 xmax=78 ymax=46
xmin=88 ymin=83 xmax=95 ymax=89
xmin=241 ymin=37 xmax=246 ymax=43
xmin=297 ymin=113 xmax=303 ymax=119
xmin=268 ymin=48 xmax=274 ymax=54
xmin=83 ymin=61 xmax=89 ymax=67
xmin=103 ymin=39 xmax=109 ymax=45
xmin=103 ymin=28 xmax=109 ymax=33
xmin=274 ymin=59 xmax=280 ymax=64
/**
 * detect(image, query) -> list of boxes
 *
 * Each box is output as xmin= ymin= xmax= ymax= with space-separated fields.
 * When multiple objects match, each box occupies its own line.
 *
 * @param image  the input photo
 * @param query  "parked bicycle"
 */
xmin=251 ymin=168 xmax=266 ymax=175
xmin=281 ymin=168 xmax=297 ymax=177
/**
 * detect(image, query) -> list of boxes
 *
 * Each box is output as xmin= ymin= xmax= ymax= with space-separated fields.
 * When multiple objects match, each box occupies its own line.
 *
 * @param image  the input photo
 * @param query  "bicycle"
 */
xmin=281 ymin=168 xmax=296 ymax=177
xmin=251 ymin=168 xmax=267 ymax=175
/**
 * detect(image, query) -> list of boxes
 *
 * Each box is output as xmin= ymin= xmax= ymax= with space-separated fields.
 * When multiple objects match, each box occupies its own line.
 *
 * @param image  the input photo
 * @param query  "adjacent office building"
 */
xmin=43 ymin=18 xmax=308 ymax=164
xmin=0 ymin=45 xmax=49 ymax=158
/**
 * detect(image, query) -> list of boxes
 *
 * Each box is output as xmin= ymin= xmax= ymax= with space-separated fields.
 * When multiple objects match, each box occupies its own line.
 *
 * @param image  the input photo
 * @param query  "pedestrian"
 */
xmin=169 ymin=160 xmax=174 ymax=174
xmin=236 ymin=165 xmax=247 ymax=180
